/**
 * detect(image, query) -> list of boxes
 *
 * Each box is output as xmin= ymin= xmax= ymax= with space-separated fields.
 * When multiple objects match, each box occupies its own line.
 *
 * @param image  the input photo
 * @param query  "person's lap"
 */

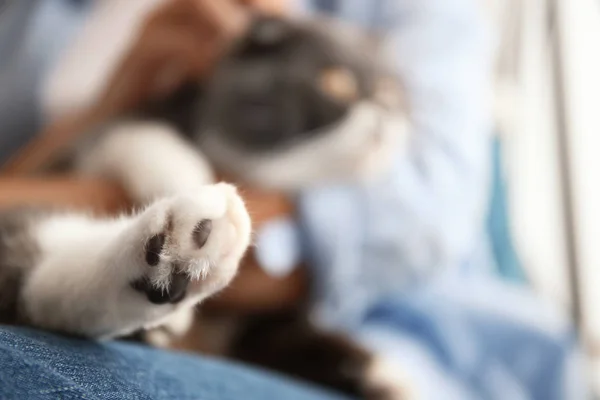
xmin=0 ymin=326 xmax=350 ymax=400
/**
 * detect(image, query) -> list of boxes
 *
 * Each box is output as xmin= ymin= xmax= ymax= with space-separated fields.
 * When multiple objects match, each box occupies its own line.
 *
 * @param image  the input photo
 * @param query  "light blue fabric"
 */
xmin=257 ymin=0 xmax=590 ymax=398
xmin=285 ymin=0 xmax=495 ymax=329
xmin=356 ymin=271 xmax=588 ymax=400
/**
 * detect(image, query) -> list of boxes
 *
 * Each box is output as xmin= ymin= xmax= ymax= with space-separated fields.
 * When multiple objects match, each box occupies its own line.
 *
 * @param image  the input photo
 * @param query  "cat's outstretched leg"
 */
xmin=16 ymin=183 xmax=251 ymax=339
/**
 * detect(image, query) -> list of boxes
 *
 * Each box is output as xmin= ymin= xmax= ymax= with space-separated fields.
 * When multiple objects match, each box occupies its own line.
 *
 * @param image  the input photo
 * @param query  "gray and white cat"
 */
xmin=0 ymin=16 xmax=409 ymax=399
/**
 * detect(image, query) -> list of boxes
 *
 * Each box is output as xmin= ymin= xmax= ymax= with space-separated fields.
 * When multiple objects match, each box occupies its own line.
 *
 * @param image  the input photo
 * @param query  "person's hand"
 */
xmin=94 ymin=0 xmax=252 ymax=117
xmin=95 ymin=0 xmax=288 ymax=117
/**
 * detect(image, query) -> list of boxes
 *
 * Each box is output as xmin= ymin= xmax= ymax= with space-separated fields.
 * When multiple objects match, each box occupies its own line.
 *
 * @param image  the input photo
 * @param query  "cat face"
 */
xmin=198 ymin=16 xmax=408 ymax=190
xmin=205 ymin=16 xmax=375 ymax=150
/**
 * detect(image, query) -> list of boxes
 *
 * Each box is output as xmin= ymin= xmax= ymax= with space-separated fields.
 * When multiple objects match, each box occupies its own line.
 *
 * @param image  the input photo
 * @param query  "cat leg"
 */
xmin=76 ymin=120 xmax=215 ymax=204
xmin=74 ymin=120 xmax=235 ymax=345
xmin=19 ymin=183 xmax=251 ymax=339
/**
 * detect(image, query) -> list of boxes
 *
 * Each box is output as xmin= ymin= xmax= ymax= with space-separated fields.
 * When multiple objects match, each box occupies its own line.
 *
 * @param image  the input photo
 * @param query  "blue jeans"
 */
xmin=0 ymin=327 xmax=350 ymax=400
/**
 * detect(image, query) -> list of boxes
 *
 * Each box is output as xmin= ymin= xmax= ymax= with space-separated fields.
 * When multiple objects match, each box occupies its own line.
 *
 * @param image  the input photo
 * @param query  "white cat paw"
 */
xmin=130 ymin=183 xmax=252 ymax=306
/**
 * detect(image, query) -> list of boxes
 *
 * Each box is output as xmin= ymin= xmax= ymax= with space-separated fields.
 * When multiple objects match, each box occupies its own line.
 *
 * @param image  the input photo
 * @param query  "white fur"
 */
xmin=77 ymin=121 xmax=215 ymax=204
xmin=20 ymin=183 xmax=251 ymax=339
xmin=365 ymin=356 xmax=415 ymax=400
xmin=144 ymin=329 xmax=176 ymax=349
xmin=144 ymin=306 xmax=195 ymax=348
xmin=202 ymin=101 xmax=408 ymax=191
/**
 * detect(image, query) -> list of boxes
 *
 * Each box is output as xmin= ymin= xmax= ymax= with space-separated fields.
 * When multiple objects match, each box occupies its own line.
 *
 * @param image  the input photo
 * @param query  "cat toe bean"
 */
xmin=145 ymin=233 xmax=165 ymax=266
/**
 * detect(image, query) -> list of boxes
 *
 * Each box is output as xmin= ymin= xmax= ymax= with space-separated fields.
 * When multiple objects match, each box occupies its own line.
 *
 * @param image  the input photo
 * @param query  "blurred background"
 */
xmin=491 ymin=0 xmax=600 ymax=391
xmin=491 ymin=0 xmax=600 ymax=386
xmin=1 ymin=0 xmax=600 ymax=397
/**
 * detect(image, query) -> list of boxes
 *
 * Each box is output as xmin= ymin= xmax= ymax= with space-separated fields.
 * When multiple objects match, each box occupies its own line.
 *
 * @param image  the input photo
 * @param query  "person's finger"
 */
xmin=144 ymin=0 xmax=249 ymax=40
xmin=238 ymin=0 xmax=288 ymax=15
xmin=191 ymin=0 xmax=251 ymax=39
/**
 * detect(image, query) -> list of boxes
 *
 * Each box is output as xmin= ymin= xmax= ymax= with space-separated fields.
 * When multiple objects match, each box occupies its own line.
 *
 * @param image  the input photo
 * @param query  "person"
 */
xmin=0 ymin=0 xmax=591 ymax=399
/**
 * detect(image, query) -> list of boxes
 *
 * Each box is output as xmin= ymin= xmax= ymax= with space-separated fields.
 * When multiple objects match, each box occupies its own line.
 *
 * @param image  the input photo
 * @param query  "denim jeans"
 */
xmin=0 ymin=327 xmax=350 ymax=400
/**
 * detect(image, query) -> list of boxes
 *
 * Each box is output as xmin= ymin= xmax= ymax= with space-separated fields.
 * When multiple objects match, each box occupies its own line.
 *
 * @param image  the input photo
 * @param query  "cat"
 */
xmin=0 ymin=15 xmax=410 ymax=399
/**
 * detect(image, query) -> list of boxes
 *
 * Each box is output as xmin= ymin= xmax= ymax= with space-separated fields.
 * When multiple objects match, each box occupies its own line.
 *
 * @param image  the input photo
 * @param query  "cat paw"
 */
xmin=130 ymin=183 xmax=251 ymax=306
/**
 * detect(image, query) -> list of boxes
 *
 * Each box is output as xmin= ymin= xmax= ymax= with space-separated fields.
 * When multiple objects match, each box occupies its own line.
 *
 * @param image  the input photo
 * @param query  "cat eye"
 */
xmin=319 ymin=67 xmax=359 ymax=103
